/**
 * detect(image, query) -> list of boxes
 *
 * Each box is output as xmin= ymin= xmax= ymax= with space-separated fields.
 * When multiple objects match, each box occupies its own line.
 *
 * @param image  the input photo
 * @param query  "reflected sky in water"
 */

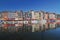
xmin=0 ymin=27 xmax=60 ymax=40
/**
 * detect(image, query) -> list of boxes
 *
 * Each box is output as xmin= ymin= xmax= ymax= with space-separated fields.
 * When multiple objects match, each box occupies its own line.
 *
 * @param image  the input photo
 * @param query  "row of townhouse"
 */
xmin=56 ymin=14 xmax=60 ymax=27
xmin=0 ymin=10 xmax=60 ymax=32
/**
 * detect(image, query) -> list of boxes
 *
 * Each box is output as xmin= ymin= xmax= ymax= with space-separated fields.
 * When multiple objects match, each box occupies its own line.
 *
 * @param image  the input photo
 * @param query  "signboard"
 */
xmin=18 ymin=21 xmax=23 ymax=23
xmin=24 ymin=21 xmax=28 ymax=24
xmin=41 ymin=20 xmax=46 ymax=24
xmin=0 ymin=20 xmax=3 ymax=24
xmin=31 ymin=20 xmax=38 ymax=24
xmin=8 ymin=18 xmax=15 ymax=20
xmin=50 ymin=20 xmax=55 ymax=22
xmin=57 ymin=20 xmax=60 ymax=22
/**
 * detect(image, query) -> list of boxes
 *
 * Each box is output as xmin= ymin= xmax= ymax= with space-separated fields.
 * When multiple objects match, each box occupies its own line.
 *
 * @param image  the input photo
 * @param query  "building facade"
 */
xmin=0 ymin=10 xmax=59 ymax=32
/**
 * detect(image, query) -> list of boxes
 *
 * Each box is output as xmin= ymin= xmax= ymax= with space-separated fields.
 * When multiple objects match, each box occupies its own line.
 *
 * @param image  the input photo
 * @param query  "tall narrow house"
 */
xmin=2 ymin=11 xmax=9 ymax=31
xmin=23 ymin=11 xmax=32 ymax=32
xmin=48 ymin=13 xmax=56 ymax=29
xmin=39 ymin=11 xmax=47 ymax=31
xmin=43 ymin=12 xmax=49 ymax=30
xmin=15 ymin=10 xmax=23 ymax=27
xmin=56 ymin=14 xmax=60 ymax=27
xmin=31 ymin=10 xmax=40 ymax=32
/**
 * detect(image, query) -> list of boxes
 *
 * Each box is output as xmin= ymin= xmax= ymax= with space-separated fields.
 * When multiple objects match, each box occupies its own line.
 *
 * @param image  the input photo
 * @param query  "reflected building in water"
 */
xmin=30 ymin=10 xmax=40 ymax=32
xmin=56 ymin=14 xmax=60 ymax=27
xmin=0 ymin=10 xmax=60 ymax=32
xmin=23 ymin=11 xmax=32 ymax=32
xmin=48 ymin=13 xmax=56 ymax=29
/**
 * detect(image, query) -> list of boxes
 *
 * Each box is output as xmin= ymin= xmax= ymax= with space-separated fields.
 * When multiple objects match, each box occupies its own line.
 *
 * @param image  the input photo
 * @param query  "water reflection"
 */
xmin=0 ymin=23 xmax=59 ymax=32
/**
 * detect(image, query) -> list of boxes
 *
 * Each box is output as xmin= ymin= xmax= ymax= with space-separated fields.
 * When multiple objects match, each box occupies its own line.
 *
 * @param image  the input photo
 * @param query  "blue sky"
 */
xmin=0 ymin=0 xmax=60 ymax=14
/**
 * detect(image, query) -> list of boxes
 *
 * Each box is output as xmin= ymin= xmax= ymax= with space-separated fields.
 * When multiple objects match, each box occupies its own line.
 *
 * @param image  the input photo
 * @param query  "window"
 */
xmin=39 ymin=13 xmax=41 ymax=17
xmin=0 ymin=14 xmax=2 ymax=18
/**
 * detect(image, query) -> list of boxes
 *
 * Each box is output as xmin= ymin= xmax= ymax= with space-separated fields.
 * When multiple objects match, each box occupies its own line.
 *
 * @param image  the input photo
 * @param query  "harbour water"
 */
xmin=0 ymin=26 xmax=60 ymax=40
